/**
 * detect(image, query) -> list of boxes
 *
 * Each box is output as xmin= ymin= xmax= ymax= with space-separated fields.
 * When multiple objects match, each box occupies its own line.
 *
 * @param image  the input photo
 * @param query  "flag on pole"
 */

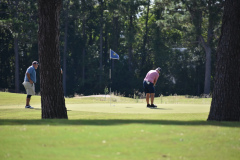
xmin=110 ymin=49 xmax=119 ymax=60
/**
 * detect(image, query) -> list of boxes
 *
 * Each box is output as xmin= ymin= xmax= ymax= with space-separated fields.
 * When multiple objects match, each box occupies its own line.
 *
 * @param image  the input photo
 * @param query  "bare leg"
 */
xmin=26 ymin=98 xmax=31 ymax=106
xmin=146 ymin=93 xmax=150 ymax=104
xmin=150 ymin=93 xmax=155 ymax=105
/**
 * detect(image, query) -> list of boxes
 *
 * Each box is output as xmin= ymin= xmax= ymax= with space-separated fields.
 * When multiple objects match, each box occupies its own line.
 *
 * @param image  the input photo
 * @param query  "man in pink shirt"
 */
xmin=143 ymin=67 xmax=161 ymax=108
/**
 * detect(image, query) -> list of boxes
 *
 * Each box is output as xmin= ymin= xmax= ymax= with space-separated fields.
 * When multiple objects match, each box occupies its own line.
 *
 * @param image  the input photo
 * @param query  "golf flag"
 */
xmin=110 ymin=49 xmax=119 ymax=60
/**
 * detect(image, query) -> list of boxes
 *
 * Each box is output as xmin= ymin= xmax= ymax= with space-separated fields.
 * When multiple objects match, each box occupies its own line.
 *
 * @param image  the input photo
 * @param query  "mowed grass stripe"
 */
xmin=68 ymin=103 xmax=210 ymax=114
xmin=1 ymin=119 xmax=240 ymax=160
xmin=0 ymin=92 xmax=240 ymax=160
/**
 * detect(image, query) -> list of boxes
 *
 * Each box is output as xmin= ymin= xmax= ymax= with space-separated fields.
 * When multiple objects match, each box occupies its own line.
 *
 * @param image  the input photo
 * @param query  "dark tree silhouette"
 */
xmin=208 ymin=0 xmax=240 ymax=121
xmin=38 ymin=0 xmax=68 ymax=119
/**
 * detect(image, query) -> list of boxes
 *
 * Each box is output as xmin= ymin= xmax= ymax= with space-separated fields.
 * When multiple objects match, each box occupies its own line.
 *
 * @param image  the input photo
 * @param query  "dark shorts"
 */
xmin=143 ymin=81 xmax=155 ymax=93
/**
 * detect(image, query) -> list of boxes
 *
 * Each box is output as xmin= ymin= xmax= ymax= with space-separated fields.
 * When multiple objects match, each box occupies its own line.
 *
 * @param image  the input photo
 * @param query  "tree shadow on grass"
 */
xmin=149 ymin=108 xmax=172 ymax=110
xmin=0 ymin=119 xmax=239 ymax=127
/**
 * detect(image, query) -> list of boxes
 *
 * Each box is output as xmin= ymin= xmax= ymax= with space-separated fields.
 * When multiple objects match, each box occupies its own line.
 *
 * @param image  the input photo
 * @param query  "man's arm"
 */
xmin=153 ymin=75 xmax=159 ymax=86
xmin=153 ymin=79 xmax=157 ymax=86
xmin=26 ymin=72 xmax=33 ymax=84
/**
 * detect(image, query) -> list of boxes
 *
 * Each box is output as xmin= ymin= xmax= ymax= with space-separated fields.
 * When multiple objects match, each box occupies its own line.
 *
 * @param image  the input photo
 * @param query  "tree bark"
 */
xmin=200 ymin=35 xmax=211 ymax=96
xmin=208 ymin=0 xmax=240 ymax=121
xmin=38 ymin=0 xmax=68 ymax=119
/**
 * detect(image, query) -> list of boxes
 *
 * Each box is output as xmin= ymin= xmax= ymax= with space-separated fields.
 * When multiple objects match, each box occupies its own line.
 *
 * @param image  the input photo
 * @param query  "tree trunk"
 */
xmin=63 ymin=21 xmax=68 ymax=96
xmin=111 ymin=16 xmax=119 ymax=70
xmin=208 ymin=0 xmax=240 ymax=121
xmin=99 ymin=0 xmax=103 ymax=87
xmin=201 ymin=0 xmax=216 ymax=95
xmin=141 ymin=0 xmax=150 ymax=70
xmin=82 ymin=19 xmax=86 ymax=86
xmin=200 ymin=35 xmax=212 ymax=95
xmin=128 ymin=15 xmax=133 ymax=72
xmin=203 ymin=46 xmax=211 ymax=95
xmin=13 ymin=0 xmax=20 ymax=93
xmin=38 ymin=0 xmax=68 ymax=119
xmin=63 ymin=0 xmax=70 ymax=96
xmin=14 ymin=37 xmax=19 ymax=93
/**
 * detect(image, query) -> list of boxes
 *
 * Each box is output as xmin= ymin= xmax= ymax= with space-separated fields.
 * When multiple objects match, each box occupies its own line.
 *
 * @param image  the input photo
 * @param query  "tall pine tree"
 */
xmin=208 ymin=0 xmax=240 ymax=121
xmin=38 ymin=0 xmax=68 ymax=119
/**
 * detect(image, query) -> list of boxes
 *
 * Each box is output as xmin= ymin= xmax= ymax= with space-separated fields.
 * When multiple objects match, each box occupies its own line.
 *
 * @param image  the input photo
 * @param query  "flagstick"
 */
xmin=110 ymin=85 xmax=111 ymax=107
xmin=110 ymin=67 xmax=111 ymax=107
xmin=109 ymin=49 xmax=112 ymax=107
xmin=109 ymin=49 xmax=119 ymax=107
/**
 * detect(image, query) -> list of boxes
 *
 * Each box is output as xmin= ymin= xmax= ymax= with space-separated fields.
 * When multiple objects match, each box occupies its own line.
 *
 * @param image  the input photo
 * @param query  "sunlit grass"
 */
xmin=0 ymin=92 xmax=239 ymax=160
xmin=0 ymin=92 xmax=211 ymax=106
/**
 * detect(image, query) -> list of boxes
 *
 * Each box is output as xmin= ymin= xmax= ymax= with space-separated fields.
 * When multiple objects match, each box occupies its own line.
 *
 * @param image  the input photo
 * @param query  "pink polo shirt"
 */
xmin=144 ymin=70 xmax=159 ymax=83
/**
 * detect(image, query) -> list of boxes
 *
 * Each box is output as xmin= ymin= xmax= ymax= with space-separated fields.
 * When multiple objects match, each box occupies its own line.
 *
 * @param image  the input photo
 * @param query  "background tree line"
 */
xmin=0 ymin=0 xmax=224 ymax=97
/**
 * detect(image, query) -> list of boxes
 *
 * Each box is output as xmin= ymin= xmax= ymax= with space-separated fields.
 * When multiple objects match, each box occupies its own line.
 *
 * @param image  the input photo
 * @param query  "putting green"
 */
xmin=65 ymin=103 xmax=210 ymax=114
xmin=0 ymin=103 xmax=210 ymax=114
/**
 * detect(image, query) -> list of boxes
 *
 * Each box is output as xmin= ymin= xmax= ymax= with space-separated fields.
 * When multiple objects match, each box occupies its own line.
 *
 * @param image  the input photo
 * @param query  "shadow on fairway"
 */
xmin=33 ymin=108 xmax=72 ymax=111
xmin=149 ymin=108 xmax=172 ymax=110
xmin=0 ymin=119 xmax=239 ymax=127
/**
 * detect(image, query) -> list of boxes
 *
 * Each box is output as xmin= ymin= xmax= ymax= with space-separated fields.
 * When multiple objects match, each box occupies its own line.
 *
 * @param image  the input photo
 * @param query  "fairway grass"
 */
xmin=0 ymin=92 xmax=240 ymax=160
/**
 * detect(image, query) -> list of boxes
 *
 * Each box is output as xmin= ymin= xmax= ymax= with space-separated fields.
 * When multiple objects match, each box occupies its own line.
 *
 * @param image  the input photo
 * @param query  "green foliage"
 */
xmin=0 ymin=0 xmax=223 ymax=97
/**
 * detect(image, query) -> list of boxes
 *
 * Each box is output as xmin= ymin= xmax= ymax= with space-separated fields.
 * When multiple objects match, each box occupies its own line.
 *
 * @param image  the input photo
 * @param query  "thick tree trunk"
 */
xmin=208 ymin=0 xmax=240 ymax=121
xmin=38 ymin=0 xmax=68 ymax=119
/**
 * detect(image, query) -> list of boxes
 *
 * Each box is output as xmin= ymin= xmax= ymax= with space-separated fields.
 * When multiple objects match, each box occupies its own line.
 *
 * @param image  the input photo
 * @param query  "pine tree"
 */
xmin=208 ymin=0 xmax=240 ymax=121
xmin=38 ymin=0 xmax=68 ymax=119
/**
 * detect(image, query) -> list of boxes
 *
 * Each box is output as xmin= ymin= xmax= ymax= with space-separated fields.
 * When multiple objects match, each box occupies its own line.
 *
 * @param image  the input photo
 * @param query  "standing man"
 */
xmin=143 ymin=67 xmax=161 ymax=108
xmin=22 ymin=61 xmax=39 ymax=109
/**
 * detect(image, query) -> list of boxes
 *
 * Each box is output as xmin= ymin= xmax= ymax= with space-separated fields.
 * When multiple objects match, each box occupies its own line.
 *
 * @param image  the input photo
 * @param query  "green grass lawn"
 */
xmin=0 ymin=92 xmax=240 ymax=160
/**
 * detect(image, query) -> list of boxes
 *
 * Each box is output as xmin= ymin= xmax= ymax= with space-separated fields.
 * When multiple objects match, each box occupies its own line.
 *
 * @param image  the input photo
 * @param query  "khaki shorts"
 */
xmin=22 ymin=82 xmax=35 ymax=95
